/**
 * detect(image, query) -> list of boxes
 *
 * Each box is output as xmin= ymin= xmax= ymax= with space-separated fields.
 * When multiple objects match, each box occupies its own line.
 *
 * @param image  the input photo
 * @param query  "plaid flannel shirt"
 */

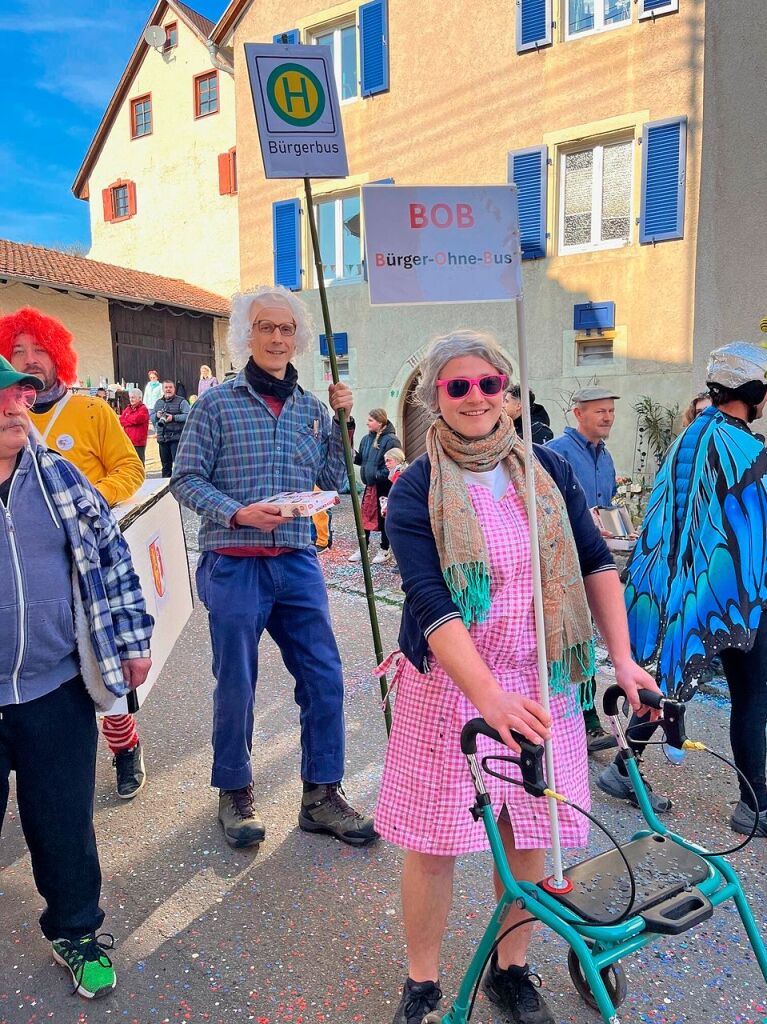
xmin=36 ymin=447 xmax=154 ymax=696
xmin=170 ymin=371 xmax=348 ymax=552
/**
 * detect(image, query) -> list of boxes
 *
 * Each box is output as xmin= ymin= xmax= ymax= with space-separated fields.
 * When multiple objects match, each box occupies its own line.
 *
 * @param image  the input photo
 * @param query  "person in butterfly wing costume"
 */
xmin=599 ymin=341 xmax=767 ymax=838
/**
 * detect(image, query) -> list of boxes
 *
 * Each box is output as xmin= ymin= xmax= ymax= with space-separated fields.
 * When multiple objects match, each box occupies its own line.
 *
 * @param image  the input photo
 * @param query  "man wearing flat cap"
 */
xmin=548 ymin=386 xmax=621 ymax=509
xmin=548 ymin=386 xmax=621 ymax=752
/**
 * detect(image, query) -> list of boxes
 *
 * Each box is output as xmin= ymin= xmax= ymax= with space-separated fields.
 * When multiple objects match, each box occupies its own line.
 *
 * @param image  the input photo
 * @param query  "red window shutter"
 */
xmin=102 ymin=188 xmax=114 ymax=222
xmin=127 ymin=181 xmax=137 ymax=217
xmin=218 ymin=152 xmax=231 ymax=195
xmin=229 ymin=148 xmax=237 ymax=194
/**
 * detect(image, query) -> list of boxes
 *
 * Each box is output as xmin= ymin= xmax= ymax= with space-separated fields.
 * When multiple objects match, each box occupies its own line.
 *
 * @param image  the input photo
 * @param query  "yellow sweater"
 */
xmin=32 ymin=394 xmax=144 ymax=507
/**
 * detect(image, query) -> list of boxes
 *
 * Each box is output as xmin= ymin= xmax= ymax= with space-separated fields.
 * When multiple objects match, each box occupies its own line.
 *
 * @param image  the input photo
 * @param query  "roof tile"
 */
xmin=0 ymin=238 xmax=230 ymax=318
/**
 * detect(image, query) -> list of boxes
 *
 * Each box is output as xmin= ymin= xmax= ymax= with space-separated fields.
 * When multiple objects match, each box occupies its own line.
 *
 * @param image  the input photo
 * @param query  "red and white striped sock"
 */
xmin=102 ymin=713 xmax=139 ymax=755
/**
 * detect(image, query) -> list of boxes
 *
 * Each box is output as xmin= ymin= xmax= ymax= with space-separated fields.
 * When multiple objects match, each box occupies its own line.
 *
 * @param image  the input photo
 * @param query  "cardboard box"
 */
xmin=265 ymin=490 xmax=340 ymax=518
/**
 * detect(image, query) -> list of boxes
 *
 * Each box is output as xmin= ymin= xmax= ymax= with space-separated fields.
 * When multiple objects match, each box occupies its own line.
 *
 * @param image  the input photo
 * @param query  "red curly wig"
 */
xmin=0 ymin=307 xmax=78 ymax=386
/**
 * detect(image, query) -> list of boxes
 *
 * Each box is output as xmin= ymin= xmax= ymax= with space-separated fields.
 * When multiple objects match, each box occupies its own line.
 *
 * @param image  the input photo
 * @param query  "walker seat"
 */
xmin=548 ymin=833 xmax=713 ymax=934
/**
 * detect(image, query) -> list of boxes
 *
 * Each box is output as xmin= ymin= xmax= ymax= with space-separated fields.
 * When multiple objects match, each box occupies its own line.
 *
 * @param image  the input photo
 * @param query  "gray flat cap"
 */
xmin=571 ymin=385 xmax=620 ymax=404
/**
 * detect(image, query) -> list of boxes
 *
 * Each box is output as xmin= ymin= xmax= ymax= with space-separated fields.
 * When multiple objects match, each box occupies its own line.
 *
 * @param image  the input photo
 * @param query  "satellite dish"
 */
xmin=143 ymin=25 xmax=165 ymax=48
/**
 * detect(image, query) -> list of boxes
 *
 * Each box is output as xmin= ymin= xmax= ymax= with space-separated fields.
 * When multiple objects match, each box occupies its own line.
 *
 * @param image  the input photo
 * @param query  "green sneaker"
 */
xmin=52 ymin=934 xmax=116 ymax=998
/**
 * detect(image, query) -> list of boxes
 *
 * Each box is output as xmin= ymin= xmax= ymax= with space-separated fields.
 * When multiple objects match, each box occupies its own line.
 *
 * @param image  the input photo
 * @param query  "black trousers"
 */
xmin=0 ymin=676 xmax=104 ymax=940
xmin=623 ymin=620 xmax=767 ymax=812
xmin=158 ymin=439 xmax=179 ymax=478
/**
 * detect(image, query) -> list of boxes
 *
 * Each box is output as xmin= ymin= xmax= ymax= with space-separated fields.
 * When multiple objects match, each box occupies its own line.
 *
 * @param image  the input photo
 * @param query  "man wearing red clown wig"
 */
xmin=0 ymin=307 xmax=148 ymax=800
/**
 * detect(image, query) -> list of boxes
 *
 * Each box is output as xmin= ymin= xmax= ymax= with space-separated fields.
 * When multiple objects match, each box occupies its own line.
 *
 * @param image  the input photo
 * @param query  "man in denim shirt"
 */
xmin=171 ymin=287 xmax=376 ymax=850
xmin=548 ymin=386 xmax=620 ymax=751
xmin=547 ymin=386 xmax=619 ymax=509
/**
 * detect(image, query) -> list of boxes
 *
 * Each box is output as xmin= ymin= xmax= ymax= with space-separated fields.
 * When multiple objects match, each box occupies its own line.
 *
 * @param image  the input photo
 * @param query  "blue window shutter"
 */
xmin=573 ymin=302 xmax=616 ymax=332
xmin=516 ymin=0 xmax=553 ymax=53
xmin=639 ymin=0 xmax=678 ymax=18
xmin=273 ymin=29 xmax=300 ymax=43
xmin=508 ymin=146 xmax=548 ymax=260
xmin=363 ymin=179 xmax=393 ymax=280
xmin=640 ymin=117 xmax=687 ymax=244
xmin=320 ymin=332 xmax=348 ymax=357
xmin=273 ymin=199 xmax=302 ymax=290
xmin=360 ymin=0 xmax=389 ymax=96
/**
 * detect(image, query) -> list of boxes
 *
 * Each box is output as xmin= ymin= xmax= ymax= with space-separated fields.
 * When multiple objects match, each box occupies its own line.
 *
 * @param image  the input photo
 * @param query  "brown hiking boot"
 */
xmin=218 ymin=785 xmax=266 ymax=848
xmin=298 ymin=783 xmax=378 ymax=847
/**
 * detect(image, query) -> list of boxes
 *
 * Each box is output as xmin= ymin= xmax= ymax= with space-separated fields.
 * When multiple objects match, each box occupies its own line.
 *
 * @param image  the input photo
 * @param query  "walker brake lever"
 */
xmin=511 ymin=731 xmax=547 ymax=798
xmin=661 ymin=699 xmax=687 ymax=749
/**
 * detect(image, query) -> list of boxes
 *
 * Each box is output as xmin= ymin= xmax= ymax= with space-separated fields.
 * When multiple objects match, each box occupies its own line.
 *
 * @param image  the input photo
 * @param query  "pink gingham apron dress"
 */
xmin=375 ymin=480 xmax=590 ymax=855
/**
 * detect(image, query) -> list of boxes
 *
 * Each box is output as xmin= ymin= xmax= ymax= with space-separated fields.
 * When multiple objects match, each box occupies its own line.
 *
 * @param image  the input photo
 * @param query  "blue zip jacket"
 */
xmin=385 ymin=447 xmax=614 ymax=673
xmin=0 ymin=436 xmax=154 ymax=709
xmin=547 ymin=426 xmax=617 ymax=508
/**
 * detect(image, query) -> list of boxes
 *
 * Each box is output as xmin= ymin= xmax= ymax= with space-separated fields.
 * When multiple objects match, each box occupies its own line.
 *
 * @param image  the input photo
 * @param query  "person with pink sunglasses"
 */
xmin=376 ymin=330 xmax=660 ymax=1024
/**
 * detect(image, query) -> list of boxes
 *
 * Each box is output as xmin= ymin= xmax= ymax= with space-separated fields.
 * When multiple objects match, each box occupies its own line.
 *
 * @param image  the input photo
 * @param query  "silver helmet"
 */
xmin=706 ymin=341 xmax=767 ymax=389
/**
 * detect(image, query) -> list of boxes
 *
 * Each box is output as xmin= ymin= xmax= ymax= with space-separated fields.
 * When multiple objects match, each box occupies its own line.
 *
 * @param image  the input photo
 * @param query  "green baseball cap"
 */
xmin=0 ymin=354 xmax=44 ymax=392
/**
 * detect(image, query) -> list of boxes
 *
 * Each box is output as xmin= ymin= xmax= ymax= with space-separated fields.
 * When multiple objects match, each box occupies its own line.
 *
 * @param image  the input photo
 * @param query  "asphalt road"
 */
xmin=1 ymin=497 xmax=766 ymax=1024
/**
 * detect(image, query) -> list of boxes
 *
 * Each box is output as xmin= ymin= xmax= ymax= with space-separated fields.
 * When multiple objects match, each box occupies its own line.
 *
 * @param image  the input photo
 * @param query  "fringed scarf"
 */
xmin=426 ymin=413 xmax=595 ymax=692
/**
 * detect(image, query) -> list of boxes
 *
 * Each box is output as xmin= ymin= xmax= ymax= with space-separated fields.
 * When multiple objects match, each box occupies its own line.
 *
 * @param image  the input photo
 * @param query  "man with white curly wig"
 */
xmin=171 ymin=286 xmax=377 ymax=849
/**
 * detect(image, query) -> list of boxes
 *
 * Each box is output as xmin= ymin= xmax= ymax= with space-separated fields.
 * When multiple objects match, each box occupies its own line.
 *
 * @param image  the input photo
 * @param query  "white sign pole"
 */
xmin=514 ymin=296 xmax=566 ymax=889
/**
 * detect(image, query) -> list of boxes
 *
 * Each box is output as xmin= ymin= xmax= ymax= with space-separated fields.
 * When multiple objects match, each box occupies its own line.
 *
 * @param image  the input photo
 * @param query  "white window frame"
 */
xmin=558 ymin=137 xmax=634 ymax=255
xmin=313 ymin=192 xmax=363 ymax=285
xmin=564 ymin=0 xmax=632 ymax=41
xmin=310 ymin=17 xmax=359 ymax=103
xmin=576 ymin=334 xmax=615 ymax=365
xmin=323 ymin=355 xmax=351 ymax=381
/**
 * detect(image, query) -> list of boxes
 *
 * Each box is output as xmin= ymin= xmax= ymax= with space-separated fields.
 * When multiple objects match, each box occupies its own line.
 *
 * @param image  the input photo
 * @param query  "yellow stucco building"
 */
xmin=205 ymin=0 xmax=767 ymax=474
xmin=73 ymin=0 xmax=239 ymax=299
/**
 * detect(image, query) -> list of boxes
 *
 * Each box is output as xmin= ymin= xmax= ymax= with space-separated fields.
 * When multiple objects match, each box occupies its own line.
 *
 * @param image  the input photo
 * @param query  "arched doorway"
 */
xmin=402 ymin=371 xmax=432 ymax=461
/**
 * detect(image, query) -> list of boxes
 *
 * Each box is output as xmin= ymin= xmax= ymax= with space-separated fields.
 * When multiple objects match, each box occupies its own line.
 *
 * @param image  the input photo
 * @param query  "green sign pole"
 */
xmin=303 ymin=176 xmax=392 ymax=735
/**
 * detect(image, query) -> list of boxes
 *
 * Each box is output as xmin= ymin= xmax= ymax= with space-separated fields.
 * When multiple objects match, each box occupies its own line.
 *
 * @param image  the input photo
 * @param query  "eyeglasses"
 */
xmin=436 ymin=374 xmax=507 ymax=400
xmin=253 ymin=320 xmax=297 ymax=337
xmin=0 ymin=384 xmax=37 ymax=409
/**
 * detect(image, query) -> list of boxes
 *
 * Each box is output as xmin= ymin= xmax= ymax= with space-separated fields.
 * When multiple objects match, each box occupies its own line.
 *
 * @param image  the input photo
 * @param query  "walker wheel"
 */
xmin=567 ymin=948 xmax=628 ymax=1011
xmin=421 ymin=1014 xmax=443 ymax=1024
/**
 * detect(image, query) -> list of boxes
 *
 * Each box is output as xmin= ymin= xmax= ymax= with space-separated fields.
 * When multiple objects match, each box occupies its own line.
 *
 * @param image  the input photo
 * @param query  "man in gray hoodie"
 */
xmin=0 ymin=355 xmax=153 ymax=999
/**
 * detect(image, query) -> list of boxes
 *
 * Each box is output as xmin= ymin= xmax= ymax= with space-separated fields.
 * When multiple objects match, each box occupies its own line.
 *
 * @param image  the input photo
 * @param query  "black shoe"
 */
xmin=483 ymin=955 xmax=554 ymax=1024
xmin=113 ymin=743 xmax=146 ymax=800
xmin=391 ymin=977 xmax=442 ymax=1024
xmin=299 ymin=783 xmax=379 ymax=847
xmin=586 ymin=724 xmax=618 ymax=754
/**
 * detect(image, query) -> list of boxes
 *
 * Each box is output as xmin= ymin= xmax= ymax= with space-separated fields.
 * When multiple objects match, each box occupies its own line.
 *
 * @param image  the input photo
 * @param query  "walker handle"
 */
xmin=603 ymin=684 xmax=664 ymax=717
xmin=460 ymin=719 xmax=548 ymax=797
xmin=461 ymin=717 xmax=513 ymax=754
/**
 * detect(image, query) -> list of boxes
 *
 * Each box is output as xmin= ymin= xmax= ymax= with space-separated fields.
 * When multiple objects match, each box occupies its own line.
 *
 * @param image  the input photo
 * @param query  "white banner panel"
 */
xmin=362 ymin=185 xmax=523 ymax=305
xmin=110 ymin=484 xmax=193 ymax=714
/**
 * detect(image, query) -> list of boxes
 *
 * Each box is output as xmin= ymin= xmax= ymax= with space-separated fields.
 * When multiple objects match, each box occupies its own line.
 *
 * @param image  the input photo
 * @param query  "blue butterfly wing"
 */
xmin=626 ymin=411 xmax=767 ymax=699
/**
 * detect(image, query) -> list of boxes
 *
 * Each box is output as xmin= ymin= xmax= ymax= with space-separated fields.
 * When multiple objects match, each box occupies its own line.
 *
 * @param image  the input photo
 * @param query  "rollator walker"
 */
xmin=424 ymin=687 xmax=767 ymax=1024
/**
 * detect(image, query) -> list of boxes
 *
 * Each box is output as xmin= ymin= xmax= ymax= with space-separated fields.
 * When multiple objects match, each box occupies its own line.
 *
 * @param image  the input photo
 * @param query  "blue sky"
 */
xmin=0 ymin=0 xmax=223 ymax=252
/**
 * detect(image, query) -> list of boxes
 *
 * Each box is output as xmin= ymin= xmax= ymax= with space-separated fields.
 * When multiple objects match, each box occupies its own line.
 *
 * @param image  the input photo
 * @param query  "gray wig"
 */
xmin=414 ymin=330 xmax=515 ymax=412
xmin=227 ymin=286 xmax=315 ymax=370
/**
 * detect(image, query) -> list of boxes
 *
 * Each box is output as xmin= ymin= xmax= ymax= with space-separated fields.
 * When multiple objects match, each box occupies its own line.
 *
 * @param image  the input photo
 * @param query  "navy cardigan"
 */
xmin=385 ymin=447 xmax=615 ymax=673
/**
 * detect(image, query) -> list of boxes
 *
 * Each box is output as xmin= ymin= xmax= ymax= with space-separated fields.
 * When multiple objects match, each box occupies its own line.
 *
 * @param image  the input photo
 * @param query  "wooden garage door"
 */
xmin=109 ymin=303 xmax=215 ymax=400
xmin=402 ymin=372 xmax=432 ymax=461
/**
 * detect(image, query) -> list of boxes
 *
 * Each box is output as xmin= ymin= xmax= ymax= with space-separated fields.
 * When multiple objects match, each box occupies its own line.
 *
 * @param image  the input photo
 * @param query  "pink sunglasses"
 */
xmin=436 ymin=374 xmax=507 ymax=400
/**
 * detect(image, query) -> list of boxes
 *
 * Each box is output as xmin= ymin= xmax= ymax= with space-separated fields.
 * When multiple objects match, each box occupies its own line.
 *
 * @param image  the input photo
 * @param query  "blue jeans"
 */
xmin=196 ymin=549 xmax=346 ymax=790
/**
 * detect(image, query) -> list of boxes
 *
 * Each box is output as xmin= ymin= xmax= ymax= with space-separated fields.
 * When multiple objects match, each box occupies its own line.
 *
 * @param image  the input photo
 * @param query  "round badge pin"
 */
xmin=56 ymin=434 xmax=75 ymax=452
